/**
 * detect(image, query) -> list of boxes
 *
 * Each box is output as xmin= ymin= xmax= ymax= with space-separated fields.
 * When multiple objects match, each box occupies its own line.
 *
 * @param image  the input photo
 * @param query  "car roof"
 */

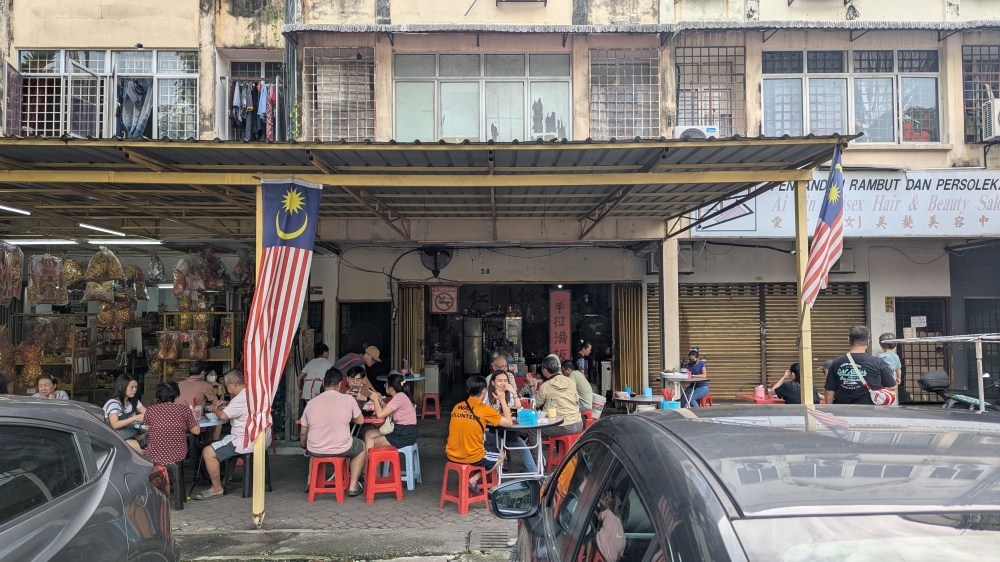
xmin=613 ymin=405 xmax=1000 ymax=518
xmin=0 ymin=395 xmax=107 ymax=424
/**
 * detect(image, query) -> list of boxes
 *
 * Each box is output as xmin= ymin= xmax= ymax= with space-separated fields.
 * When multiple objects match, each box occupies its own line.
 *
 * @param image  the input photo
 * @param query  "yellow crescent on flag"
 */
xmin=276 ymin=213 xmax=308 ymax=240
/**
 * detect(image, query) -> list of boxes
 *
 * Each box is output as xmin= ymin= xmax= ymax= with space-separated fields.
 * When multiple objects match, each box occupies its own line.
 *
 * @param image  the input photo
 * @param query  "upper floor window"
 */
xmin=15 ymin=49 xmax=199 ymax=139
xmin=590 ymin=49 xmax=660 ymax=140
xmin=393 ymin=53 xmax=572 ymax=142
xmin=676 ymin=47 xmax=746 ymax=138
xmin=762 ymin=49 xmax=940 ymax=144
xmin=224 ymin=60 xmax=284 ymax=141
xmin=963 ymin=45 xmax=1000 ymax=143
xmin=304 ymin=48 xmax=375 ymax=142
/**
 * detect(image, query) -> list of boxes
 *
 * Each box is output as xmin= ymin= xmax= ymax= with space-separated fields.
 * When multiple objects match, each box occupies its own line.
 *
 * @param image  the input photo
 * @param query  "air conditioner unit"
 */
xmin=984 ymin=99 xmax=1000 ymax=142
xmin=675 ymin=125 xmax=721 ymax=140
xmin=830 ymin=247 xmax=854 ymax=273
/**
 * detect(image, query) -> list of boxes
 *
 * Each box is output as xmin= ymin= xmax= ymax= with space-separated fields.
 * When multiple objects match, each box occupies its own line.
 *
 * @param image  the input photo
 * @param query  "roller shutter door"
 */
xmin=679 ymin=284 xmax=762 ymax=399
xmin=647 ymin=283 xmax=662 ymax=394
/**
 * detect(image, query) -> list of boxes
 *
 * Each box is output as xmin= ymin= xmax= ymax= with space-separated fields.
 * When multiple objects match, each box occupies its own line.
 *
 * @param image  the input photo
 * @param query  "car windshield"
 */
xmin=656 ymin=406 xmax=1000 ymax=516
xmin=734 ymin=513 xmax=1000 ymax=561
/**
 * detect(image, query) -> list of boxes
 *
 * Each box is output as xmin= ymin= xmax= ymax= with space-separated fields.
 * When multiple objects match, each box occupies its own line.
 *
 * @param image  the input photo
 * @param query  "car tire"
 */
xmin=509 ymin=524 xmax=530 ymax=562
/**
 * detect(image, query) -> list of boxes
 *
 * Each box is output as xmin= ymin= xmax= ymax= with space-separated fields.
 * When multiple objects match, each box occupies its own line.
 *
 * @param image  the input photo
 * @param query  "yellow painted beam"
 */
xmin=0 ymin=169 xmax=813 ymax=186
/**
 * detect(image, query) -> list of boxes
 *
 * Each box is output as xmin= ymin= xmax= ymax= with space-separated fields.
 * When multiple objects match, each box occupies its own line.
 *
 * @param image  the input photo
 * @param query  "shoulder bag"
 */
xmin=378 ymin=402 xmax=396 ymax=436
xmin=846 ymin=353 xmax=897 ymax=406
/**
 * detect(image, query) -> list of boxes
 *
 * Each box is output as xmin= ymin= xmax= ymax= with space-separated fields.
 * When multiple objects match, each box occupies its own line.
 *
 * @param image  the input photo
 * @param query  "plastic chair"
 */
xmin=308 ymin=456 xmax=349 ymax=503
xmin=164 ymin=462 xmax=185 ymax=510
xmin=546 ymin=433 xmax=581 ymax=471
xmin=581 ymin=410 xmax=593 ymax=421
xmin=380 ymin=443 xmax=422 ymax=491
xmin=697 ymin=394 xmax=714 ymax=407
xmin=223 ymin=451 xmax=272 ymax=498
xmin=440 ymin=461 xmax=489 ymax=514
xmin=366 ymin=446 xmax=404 ymax=503
xmin=421 ymin=394 xmax=441 ymax=420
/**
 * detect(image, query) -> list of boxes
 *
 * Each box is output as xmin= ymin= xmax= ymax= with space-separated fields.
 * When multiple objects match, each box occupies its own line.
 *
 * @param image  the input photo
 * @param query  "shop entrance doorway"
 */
xmin=965 ymin=298 xmax=1000 ymax=399
xmin=339 ymin=301 xmax=392 ymax=382
xmin=895 ymin=298 xmax=950 ymax=403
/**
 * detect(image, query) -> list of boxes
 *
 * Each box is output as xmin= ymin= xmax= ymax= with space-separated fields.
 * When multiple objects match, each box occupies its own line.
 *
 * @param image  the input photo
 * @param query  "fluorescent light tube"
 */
xmin=7 ymin=239 xmax=78 ymax=245
xmin=0 ymin=204 xmax=31 ymax=216
xmin=79 ymin=223 xmax=126 ymax=236
xmin=87 ymin=238 xmax=162 ymax=245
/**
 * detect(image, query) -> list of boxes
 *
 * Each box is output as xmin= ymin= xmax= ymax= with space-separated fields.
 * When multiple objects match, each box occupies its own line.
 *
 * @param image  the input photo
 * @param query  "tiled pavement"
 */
xmin=172 ymin=417 xmax=518 ymax=560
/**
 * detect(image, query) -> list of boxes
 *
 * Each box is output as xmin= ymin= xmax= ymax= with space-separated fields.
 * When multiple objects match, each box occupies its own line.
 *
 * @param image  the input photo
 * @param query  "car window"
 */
xmin=90 ymin=438 xmax=115 ymax=473
xmin=0 ymin=425 xmax=87 ymax=526
xmin=548 ymin=441 xmax=611 ymax=558
xmin=577 ymin=462 xmax=658 ymax=562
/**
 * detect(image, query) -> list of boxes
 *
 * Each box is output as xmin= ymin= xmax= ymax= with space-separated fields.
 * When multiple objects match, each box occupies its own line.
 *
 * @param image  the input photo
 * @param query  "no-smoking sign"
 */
xmin=429 ymin=285 xmax=459 ymax=314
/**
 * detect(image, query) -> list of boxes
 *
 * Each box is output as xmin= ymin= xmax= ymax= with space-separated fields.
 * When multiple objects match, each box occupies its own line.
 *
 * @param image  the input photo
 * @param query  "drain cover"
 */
xmin=470 ymin=530 xmax=514 ymax=551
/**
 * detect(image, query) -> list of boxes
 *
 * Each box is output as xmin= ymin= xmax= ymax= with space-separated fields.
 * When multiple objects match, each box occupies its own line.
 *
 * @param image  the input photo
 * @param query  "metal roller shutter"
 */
xmin=811 ymin=283 xmax=868 ymax=378
xmin=763 ymin=284 xmax=803 ymax=382
xmin=647 ymin=283 xmax=662 ymax=394
xmin=679 ymin=284 xmax=762 ymax=400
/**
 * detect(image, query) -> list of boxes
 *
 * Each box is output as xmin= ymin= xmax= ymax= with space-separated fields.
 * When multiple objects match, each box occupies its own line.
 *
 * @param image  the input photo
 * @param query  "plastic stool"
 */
xmin=546 ymin=433 xmax=581 ymax=471
xmin=421 ymin=394 xmax=441 ymax=419
xmin=581 ymin=410 xmax=593 ymax=421
xmin=697 ymin=394 xmax=714 ymax=407
xmin=583 ymin=418 xmax=598 ymax=431
xmin=440 ymin=461 xmax=488 ymax=514
xmin=380 ymin=443 xmax=423 ymax=490
xmin=308 ymin=456 xmax=349 ymax=503
xmin=223 ymin=451 xmax=272 ymax=498
xmin=164 ymin=462 xmax=185 ymax=510
xmin=366 ymin=446 xmax=404 ymax=503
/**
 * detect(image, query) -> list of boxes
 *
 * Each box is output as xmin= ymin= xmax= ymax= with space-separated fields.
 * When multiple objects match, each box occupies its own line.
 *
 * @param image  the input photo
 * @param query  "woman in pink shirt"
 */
xmin=363 ymin=373 xmax=418 ymax=450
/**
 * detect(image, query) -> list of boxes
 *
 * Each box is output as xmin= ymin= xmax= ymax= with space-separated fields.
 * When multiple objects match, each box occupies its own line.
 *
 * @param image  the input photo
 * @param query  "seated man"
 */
xmin=341 ymin=365 xmax=377 ymax=408
xmin=561 ymin=360 xmax=593 ymax=413
xmin=773 ymin=363 xmax=821 ymax=405
xmin=525 ymin=355 xmax=584 ymax=440
xmin=333 ymin=346 xmax=380 ymax=396
xmin=300 ymin=368 xmax=367 ymax=497
xmin=176 ymin=360 xmax=221 ymax=439
xmin=446 ymin=375 xmax=512 ymax=494
xmin=197 ymin=370 xmax=269 ymax=500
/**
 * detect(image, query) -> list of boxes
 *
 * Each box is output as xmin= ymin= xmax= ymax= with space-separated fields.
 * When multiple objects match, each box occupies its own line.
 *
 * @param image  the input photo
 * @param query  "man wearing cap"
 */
xmin=334 ymin=346 xmax=380 ymax=397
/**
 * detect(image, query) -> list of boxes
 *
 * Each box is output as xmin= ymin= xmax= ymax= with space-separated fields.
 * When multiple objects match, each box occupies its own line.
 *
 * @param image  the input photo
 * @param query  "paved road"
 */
xmin=173 ymin=417 xmax=518 ymax=561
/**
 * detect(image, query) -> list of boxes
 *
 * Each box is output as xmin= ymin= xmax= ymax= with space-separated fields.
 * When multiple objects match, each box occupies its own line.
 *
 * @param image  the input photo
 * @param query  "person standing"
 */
xmin=298 ymin=342 xmax=334 ymax=401
xmin=824 ymin=326 xmax=898 ymax=405
xmin=33 ymin=374 xmax=69 ymax=399
xmin=334 ymin=346 xmax=380 ymax=394
xmin=683 ymin=349 xmax=709 ymax=407
xmin=878 ymin=333 xmax=903 ymax=386
xmin=573 ymin=341 xmax=592 ymax=381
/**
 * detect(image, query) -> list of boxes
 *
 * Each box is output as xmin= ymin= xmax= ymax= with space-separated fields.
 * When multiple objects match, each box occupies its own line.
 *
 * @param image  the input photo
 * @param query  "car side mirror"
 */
xmin=488 ymin=478 xmax=541 ymax=519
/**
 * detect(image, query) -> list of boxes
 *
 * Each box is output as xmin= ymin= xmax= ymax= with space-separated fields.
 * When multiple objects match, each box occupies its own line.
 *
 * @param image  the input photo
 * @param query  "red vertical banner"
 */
xmin=549 ymin=290 xmax=571 ymax=361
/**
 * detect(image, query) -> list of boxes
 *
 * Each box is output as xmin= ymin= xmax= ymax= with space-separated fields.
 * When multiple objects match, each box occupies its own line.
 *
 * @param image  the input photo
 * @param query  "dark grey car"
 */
xmin=491 ymin=405 xmax=1000 ymax=562
xmin=0 ymin=396 xmax=180 ymax=562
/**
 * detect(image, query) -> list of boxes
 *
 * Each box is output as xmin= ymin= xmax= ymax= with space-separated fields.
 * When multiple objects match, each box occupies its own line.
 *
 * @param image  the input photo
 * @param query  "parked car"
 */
xmin=0 ymin=396 xmax=180 ymax=562
xmin=491 ymin=405 xmax=1000 ymax=562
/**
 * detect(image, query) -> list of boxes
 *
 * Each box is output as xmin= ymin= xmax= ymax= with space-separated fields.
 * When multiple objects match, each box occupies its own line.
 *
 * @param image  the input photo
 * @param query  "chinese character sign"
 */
xmin=549 ymin=290 xmax=571 ymax=361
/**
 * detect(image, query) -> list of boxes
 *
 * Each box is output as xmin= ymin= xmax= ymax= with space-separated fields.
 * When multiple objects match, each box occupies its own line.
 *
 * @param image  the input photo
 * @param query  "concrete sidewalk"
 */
xmin=173 ymin=417 xmax=517 ymax=561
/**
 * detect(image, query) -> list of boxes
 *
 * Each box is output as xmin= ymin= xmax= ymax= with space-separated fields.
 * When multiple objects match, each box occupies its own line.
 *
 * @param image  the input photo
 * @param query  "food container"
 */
xmin=754 ymin=385 xmax=766 ymax=399
xmin=642 ymin=387 xmax=653 ymax=398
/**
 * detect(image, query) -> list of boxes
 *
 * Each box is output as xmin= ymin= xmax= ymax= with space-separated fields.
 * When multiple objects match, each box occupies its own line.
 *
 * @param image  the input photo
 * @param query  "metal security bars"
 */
xmin=963 ymin=46 xmax=1000 ymax=143
xmin=304 ymin=48 xmax=375 ymax=142
xmin=590 ymin=49 xmax=660 ymax=140
xmin=676 ymin=47 xmax=746 ymax=138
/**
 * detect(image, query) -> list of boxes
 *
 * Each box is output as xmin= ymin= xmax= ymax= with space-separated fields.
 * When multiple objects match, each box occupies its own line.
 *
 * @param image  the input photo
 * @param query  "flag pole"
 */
xmin=252 ymin=182 xmax=266 ymax=529
xmin=794 ymin=178 xmax=815 ymax=406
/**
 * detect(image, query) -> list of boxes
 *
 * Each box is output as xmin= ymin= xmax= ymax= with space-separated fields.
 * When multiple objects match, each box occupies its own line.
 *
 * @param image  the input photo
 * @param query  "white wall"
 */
xmin=683 ymin=238 xmax=954 ymax=337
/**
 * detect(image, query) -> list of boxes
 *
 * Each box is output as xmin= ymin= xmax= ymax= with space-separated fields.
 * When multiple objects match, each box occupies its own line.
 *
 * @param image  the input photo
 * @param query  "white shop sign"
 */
xmin=692 ymin=169 xmax=1000 ymax=238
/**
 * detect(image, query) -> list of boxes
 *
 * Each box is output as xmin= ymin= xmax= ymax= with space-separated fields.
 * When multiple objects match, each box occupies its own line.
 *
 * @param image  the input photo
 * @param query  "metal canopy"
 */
xmin=0 ymin=136 xmax=845 ymax=242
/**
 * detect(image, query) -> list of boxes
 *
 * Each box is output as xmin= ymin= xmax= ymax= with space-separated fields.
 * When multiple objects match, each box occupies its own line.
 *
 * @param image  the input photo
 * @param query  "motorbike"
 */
xmin=918 ymin=370 xmax=1000 ymax=412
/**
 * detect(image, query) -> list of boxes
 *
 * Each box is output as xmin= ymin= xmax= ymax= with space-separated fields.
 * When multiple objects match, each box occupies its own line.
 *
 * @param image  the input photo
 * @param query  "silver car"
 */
xmin=0 ymin=396 xmax=180 ymax=561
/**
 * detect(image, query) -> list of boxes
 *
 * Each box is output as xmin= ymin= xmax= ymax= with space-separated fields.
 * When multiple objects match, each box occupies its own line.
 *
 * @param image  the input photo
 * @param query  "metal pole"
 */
xmin=252 ymin=183 xmax=266 ymax=529
xmin=976 ymin=339 xmax=985 ymax=414
xmin=795 ymin=179 xmax=815 ymax=405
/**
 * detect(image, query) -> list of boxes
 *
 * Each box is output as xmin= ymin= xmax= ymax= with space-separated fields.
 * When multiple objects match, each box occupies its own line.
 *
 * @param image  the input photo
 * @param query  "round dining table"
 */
xmin=497 ymin=416 xmax=563 ymax=483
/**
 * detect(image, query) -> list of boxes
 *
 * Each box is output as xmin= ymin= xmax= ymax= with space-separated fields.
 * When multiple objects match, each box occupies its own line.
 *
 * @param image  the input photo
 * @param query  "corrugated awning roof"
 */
xmin=282 ymin=19 xmax=1000 ymax=35
xmin=0 ymin=136 xmax=846 ymax=243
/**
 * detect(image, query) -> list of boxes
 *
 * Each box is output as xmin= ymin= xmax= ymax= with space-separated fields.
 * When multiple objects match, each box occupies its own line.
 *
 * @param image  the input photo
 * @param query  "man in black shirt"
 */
xmin=825 ymin=325 xmax=898 ymax=404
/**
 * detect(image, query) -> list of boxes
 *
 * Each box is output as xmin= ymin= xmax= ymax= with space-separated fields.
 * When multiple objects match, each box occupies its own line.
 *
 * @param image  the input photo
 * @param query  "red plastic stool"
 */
xmin=697 ymin=394 xmax=714 ymax=407
xmin=440 ymin=461 xmax=489 ymax=514
xmin=546 ymin=433 xmax=581 ymax=471
xmin=421 ymin=394 xmax=441 ymax=420
xmin=581 ymin=410 xmax=593 ymax=421
xmin=307 ymin=456 xmax=349 ymax=503
xmin=366 ymin=446 xmax=404 ymax=503
xmin=583 ymin=418 xmax=598 ymax=431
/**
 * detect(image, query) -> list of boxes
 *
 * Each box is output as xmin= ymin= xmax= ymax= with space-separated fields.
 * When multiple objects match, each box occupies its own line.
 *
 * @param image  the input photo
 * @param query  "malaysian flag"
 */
xmin=801 ymin=146 xmax=845 ymax=307
xmin=243 ymin=179 xmax=322 ymax=449
xmin=808 ymin=409 xmax=850 ymax=438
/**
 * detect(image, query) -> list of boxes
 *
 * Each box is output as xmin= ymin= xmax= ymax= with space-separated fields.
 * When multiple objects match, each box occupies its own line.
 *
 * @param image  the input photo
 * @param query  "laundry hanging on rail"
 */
xmin=230 ymin=80 xmax=276 ymax=141
xmin=116 ymin=78 xmax=154 ymax=138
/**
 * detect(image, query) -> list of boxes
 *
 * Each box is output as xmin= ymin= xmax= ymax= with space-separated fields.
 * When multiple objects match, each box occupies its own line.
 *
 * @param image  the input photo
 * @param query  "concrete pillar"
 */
xmin=572 ymin=34 xmax=590 ymax=140
xmin=661 ymin=36 xmax=676 ymax=135
xmin=375 ymin=33 xmax=393 ymax=142
xmin=661 ymin=232 xmax=680 ymax=371
xmin=199 ymin=0 xmax=217 ymax=140
xmin=745 ymin=30 xmax=762 ymax=136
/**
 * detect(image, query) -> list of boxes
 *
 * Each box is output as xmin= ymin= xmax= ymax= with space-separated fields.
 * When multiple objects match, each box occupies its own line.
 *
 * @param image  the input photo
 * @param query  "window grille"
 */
xmin=113 ymin=51 xmax=153 ymax=74
xmin=963 ymin=46 xmax=1000 ymax=142
xmin=807 ymin=51 xmax=845 ymax=73
xmin=68 ymin=77 xmax=104 ymax=138
xmin=264 ymin=62 xmax=283 ymax=79
xmin=898 ymin=50 xmax=938 ymax=73
xmin=156 ymin=51 xmax=198 ymax=74
xmin=230 ymin=62 xmax=262 ymax=79
xmin=305 ymin=48 xmax=375 ymax=142
xmin=157 ymin=78 xmax=198 ymax=139
xmin=853 ymin=51 xmax=893 ymax=73
xmin=675 ymin=47 xmax=746 ymax=137
xmin=762 ymin=52 xmax=802 ymax=75
xmin=22 ymin=77 xmax=62 ymax=136
xmin=589 ymin=49 xmax=660 ymax=140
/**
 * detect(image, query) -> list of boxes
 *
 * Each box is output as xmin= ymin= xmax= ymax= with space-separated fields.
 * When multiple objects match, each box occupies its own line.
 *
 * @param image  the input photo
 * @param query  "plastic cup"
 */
xmin=547 ymin=407 xmax=558 ymax=419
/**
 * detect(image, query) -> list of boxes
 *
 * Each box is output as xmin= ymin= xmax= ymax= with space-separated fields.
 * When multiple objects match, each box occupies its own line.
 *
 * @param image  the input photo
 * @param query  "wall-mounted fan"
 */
xmin=346 ymin=323 xmax=384 ymax=354
xmin=419 ymin=247 xmax=452 ymax=278
xmin=580 ymin=315 xmax=612 ymax=358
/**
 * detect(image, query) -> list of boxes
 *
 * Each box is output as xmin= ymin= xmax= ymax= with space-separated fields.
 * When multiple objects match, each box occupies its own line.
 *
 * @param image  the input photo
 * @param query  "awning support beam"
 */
xmin=795 ymin=179 xmax=815 ymax=405
xmin=578 ymin=149 xmax=666 ymax=239
xmin=489 ymin=149 xmax=497 ymax=241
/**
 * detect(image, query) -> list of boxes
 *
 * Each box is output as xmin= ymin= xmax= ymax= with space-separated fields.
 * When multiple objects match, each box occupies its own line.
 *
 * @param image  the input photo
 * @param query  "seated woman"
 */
xmin=773 ymin=363 xmax=821 ymax=405
xmin=485 ymin=370 xmax=538 ymax=474
xmin=682 ymin=348 xmax=709 ymax=407
xmin=446 ymin=375 xmax=513 ymax=494
xmin=32 ymin=374 xmax=69 ymax=400
xmin=103 ymin=374 xmax=146 ymax=453
xmin=363 ymin=373 xmax=418 ymax=451
xmin=143 ymin=382 xmax=201 ymax=466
